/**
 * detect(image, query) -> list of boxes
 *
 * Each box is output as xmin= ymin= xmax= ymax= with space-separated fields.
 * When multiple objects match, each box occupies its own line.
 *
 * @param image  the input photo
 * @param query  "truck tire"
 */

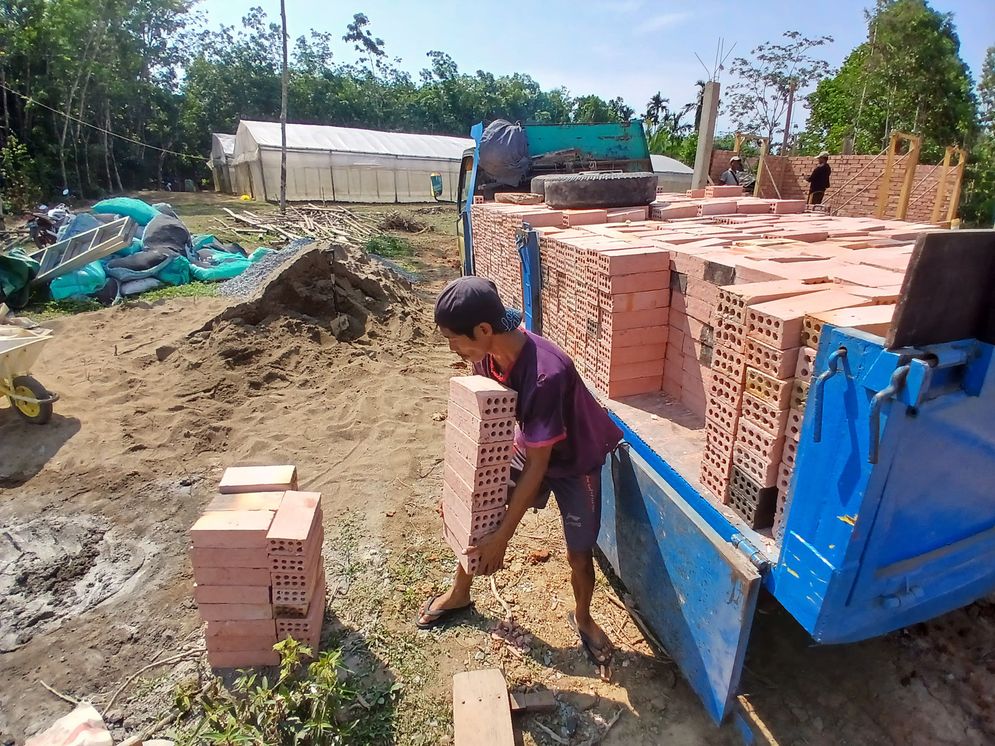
xmin=543 ymin=172 xmax=658 ymax=210
xmin=530 ymin=174 xmax=572 ymax=199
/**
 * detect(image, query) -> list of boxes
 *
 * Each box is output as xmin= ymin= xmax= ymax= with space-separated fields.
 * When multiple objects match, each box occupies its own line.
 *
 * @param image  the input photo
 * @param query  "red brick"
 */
xmin=447 ymin=402 xmax=515 ymax=443
xmin=219 ymin=465 xmax=297 ymax=494
xmin=206 ymin=492 xmax=284 ymax=512
xmin=442 ymin=519 xmax=480 ymax=575
xmin=596 ymin=246 xmax=669 ymax=275
xmin=699 ymin=459 xmax=730 ymax=503
xmin=274 ymin=569 xmax=325 ymax=613
xmin=607 ymin=271 xmax=670 ymax=294
xmin=705 ymin=418 xmax=735 ymax=453
xmin=736 ymin=417 xmax=785 ymax=459
xmin=745 ymin=339 xmax=800 ymax=380
xmin=781 ymin=438 xmax=799 ymax=469
xmin=276 ymin=586 xmax=325 ymax=641
xmin=190 ymin=511 xmax=274 ymax=549
xmin=442 ymin=489 xmax=507 ymax=543
xmin=269 ymin=527 xmax=324 ymax=573
xmin=197 ymin=603 xmax=273 ymax=621
xmin=190 ymin=546 xmax=270 ymax=569
xmin=795 ymin=346 xmax=817 ymax=381
xmin=746 ymin=290 xmax=869 ymax=349
xmin=444 ymin=454 xmax=511 ymax=494
xmin=744 ymin=368 xmax=792 ymax=408
xmin=449 ymin=376 xmax=517 ymax=420
xmin=194 ymin=565 xmax=272 ymax=587
xmin=705 ymin=395 xmax=740 ymax=435
xmin=207 ymin=649 xmax=281 ymax=669
xmin=607 ymin=308 xmax=669 ymax=330
xmin=711 ymin=344 xmax=745 ymax=382
xmin=206 ymin=634 xmax=277 ymax=653
xmin=610 ymin=359 xmax=666 ymax=381
xmin=206 ymin=618 xmax=276 ymax=638
xmin=611 ymin=289 xmax=670 ymax=312
xmin=443 ymin=463 xmax=508 ymax=507
xmin=194 ymin=584 xmax=271 ymax=605
xmin=786 ymin=408 xmax=805 ymax=441
xmin=708 ymin=370 xmax=742 ymax=410
xmin=606 ymin=376 xmax=662 ymax=398
xmin=267 ymin=491 xmax=322 ymax=556
xmin=609 ymin=343 xmax=667 ymax=364
xmin=444 ymin=423 xmax=513 ymax=469
xmin=733 ymin=444 xmax=780 ymax=487
xmin=611 ymin=325 xmax=669 ymax=348
xmin=716 ymin=280 xmax=824 ymax=322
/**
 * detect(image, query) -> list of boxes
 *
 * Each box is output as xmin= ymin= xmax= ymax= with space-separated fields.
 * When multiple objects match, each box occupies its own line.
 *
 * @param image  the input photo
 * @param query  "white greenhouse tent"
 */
xmin=231 ymin=120 xmax=473 ymax=203
xmin=208 ymin=133 xmax=236 ymax=194
xmin=651 ymin=153 xmax=694 ymax=194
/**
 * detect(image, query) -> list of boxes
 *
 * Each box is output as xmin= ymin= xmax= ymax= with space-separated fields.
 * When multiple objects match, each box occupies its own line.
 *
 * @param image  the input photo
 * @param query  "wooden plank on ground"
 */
xmin=509 ymin=690 xmax=557 ymax=714
xmin=453 ymin=669 xmax=515 ymax=746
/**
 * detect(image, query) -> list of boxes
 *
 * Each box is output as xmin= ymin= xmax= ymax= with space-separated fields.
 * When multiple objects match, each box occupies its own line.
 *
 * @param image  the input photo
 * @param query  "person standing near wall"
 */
xmin=806 ymin=151 xmax=832 ymax=205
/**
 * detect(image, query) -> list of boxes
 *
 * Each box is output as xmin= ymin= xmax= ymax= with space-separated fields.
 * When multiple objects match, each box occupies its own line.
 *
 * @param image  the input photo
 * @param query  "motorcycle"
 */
xmin=27 ymin=190 xmax=74 ymax=249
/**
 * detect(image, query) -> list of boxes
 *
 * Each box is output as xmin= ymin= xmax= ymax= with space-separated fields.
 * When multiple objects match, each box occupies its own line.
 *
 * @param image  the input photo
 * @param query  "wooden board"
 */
xmin=888 ymin=230 xmax=995 ymax=348
xmin=509 ymin=690 xmax=557 ymax=714
xmin=453 ymin=669 xmax=515 ymax=746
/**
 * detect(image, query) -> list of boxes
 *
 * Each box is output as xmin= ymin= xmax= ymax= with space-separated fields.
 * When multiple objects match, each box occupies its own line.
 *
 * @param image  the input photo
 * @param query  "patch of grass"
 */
xmin=21 ymin=297 xmax=103 ymax=320
xmin=134 ymin=282 xmax=218 ymax=303
xmin=365 ymin=233 xmax=414 ymax=259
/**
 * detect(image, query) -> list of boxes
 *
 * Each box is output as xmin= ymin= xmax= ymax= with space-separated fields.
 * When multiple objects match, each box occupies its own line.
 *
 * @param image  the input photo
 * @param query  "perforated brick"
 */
xmin=447 ymin=402 xmax=516 ymax=443
xmin=699 ymin=459 xmax=730 ymax=503
xmin=739 ymin=392 xmax=789 ymax=437
xmin=708 ymin=370 xmax=743 ymax=410
xmin=791 ymin=380 xmax=810 ymax=410
xmin=703 ymin=442 xmax=732 ymax=477
xmin=736 ymin=416 xmax=784 ymax=458
xmin=733 ymin=444 xmax=779 ymax=487
xmin=728 ymin=466 xmax=777 ymax=529
xmin=744 ymin=367 xmax=792 ymax=408
xmin=786 ymin=408 xmax=805 ymax=441
xmin=713 ymin=317 xmax=746 ymax=351
xmin=781 ymin=438 xmax=799 ymax=469
xmin=276 ymin=581 xmax=325 ymax=636
xmin=442 ymin=520 xmax=480 ymax=575
xmin=267 ymin=491 xmax=322 ymax=556
xmin=705 ymin=418 xmax=735 ymax=454
xmin=445 ymin=423 xmax=514 ymax=468
xmin=795 ymin=347 xmax=817 ymax=381
xmin=449 ymin=376 xmax=518 ymax=420
xmin=745 ymin=339 xmax=799 ymax=380
xmin=705 ymin=395 xmax=739 ymax=435
xmin=443 ymin=457 xmax=511 ymax=494
xmin=269 ymin=528 xmax=323 ymax=573
xmin=776 ymin=459 xmax=794 ymax=495
xmin=273 ymin=567 xmax=324 ymax=607
xmin=711 ymin=344 xmax=745 ymax=381
xmin=443 ymin=491 xmax=508 ymax=542
xmin=801 ymin=315 xmax=824 ymax=350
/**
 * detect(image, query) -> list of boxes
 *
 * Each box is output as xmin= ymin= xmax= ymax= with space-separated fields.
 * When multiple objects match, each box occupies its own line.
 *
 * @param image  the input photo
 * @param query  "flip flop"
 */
xmin=415 ymin=594 xmax=474 ymax=630
xmin=568 ymin=611 xmax=614 ymax=682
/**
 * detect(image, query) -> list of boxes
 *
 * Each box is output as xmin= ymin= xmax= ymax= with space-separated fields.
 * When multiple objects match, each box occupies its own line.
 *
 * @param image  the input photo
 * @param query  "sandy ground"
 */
xmin=1 ymin=205 xmax=994 ymax=745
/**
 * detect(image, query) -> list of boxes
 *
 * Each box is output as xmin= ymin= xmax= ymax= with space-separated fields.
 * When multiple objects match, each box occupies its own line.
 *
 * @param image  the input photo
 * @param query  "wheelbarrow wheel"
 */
xmin=10 ymin=375 xmax=54 ymax=425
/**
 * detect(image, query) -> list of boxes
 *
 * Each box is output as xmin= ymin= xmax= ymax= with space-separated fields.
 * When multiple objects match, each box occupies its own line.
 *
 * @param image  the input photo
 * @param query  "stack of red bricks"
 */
xmin=189 ymin=465 xmax=324 ymax=668
xmin=441 ymin=376 xmax=517 ymax=575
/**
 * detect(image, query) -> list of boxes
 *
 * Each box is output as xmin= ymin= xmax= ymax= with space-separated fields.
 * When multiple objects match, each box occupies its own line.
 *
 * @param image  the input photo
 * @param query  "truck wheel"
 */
xmin=530 ymin=174 xmax=572 ymax=199
xmin=543 ymin=172 xmax=658 ymax=210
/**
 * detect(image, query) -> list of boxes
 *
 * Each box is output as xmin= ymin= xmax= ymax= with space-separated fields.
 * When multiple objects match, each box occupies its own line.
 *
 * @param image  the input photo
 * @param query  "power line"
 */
xmin=0 ymin=82 xmax=206 ymax=161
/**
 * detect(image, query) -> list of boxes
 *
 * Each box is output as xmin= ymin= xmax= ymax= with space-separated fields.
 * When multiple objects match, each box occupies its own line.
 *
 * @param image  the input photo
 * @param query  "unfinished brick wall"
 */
xmin=708 ymin=149 xmax=957 ymax=222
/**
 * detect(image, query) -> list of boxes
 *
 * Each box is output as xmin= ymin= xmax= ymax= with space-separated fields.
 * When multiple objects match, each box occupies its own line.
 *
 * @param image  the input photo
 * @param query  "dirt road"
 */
xmin=1 ymin=216 xmax=993 ymax=745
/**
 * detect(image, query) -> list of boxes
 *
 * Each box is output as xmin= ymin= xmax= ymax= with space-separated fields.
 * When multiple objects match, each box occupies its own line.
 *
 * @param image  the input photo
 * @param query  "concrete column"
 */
xmin=692 ymin=81 xmax=720 ymax=189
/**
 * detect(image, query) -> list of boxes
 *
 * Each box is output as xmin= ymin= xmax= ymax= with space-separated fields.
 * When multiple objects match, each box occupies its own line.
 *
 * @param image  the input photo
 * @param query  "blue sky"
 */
xmin=197 ymin=0 xmax=994 ymax=132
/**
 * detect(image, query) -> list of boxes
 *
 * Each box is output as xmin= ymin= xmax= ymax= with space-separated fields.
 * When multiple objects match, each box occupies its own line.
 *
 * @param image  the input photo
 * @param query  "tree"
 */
xmin=962 ymin=45 xmax=994 ymax=226
xmin=726 ymin=31 xmax=833 ymax=150
xmin=803 ymin=0 xmax=978 ymax=161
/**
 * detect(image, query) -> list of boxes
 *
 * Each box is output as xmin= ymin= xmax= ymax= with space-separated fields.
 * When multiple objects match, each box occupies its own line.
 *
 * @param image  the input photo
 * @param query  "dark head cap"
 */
xmin=434 ymin=276 xmax=522 ymax=334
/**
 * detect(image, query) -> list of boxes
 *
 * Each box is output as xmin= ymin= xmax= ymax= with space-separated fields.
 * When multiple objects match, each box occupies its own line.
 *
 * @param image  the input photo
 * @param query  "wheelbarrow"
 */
xmin=0 ymin=327 xmax=59 ymax=424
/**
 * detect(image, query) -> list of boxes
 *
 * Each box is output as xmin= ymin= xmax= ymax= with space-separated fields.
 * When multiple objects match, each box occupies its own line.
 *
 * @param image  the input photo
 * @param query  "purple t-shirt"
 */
xmin=475 ymin=331 xmax=623 ymax=478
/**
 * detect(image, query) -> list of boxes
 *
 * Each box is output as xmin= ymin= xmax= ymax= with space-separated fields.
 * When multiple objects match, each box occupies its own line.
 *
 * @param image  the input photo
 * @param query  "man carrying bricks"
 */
xmin=418 ymin=276 xmax=623 ymax=679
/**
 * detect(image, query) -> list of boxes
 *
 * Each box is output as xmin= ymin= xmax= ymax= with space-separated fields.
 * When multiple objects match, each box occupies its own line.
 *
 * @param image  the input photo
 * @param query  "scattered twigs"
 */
xmin=103 ymin=648 xmax=202 ymax=716
xmin=490 ymin=575 xmax=513 ymax=622
xmin=39 ymin=679 xmax=79 ymax=705
xmin=217 ymin=204 xmax=390 ymax=246
xmin=535 ymin=721 xmax=570 ymax=744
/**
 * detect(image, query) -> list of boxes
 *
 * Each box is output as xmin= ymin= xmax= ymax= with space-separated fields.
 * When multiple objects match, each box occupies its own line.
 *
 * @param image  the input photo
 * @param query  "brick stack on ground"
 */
xmin=470 ymin=191 xmax=920 ymax=532
xmin=189 ymin=465 xmax=325 ymax=668
xmin=442 ymin=376 xmax=517 ymax=574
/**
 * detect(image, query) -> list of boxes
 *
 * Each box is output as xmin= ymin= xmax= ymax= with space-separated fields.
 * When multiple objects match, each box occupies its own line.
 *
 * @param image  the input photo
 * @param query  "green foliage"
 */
xmin=364 ymin=234 xmax=413 ymax=259
xmin=176 ymin=638 xmax=401 ymax=745
xmin=803 ymin=0 xmax=979 ymax=161
xmin=136 ymin=281 xmax=218 ymax=302
xmin=0 ymin=135 xmax=42 ymax=212
xmin=726 ymin=30 xmax=834 ymax=147
xmin=962 ymin=45 xmax=995 ymax=227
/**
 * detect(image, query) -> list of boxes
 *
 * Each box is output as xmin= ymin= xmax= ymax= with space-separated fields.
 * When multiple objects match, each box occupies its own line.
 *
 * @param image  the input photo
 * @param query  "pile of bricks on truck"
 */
xmin=471 ymin=185 xmax=932 ymax=533
xmin=441 ymin=376 xmax=518 ymax=574
xmin=189 ymin=465 xmax=325 ymax=668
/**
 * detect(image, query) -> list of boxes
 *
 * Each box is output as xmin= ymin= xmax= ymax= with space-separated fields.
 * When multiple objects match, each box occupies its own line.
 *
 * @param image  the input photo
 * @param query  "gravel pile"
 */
xmin=216 ymin=238 xmax=315 ymax=297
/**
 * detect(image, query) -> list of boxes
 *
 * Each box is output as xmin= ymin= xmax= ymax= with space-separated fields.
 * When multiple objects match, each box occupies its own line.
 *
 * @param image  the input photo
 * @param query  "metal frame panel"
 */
xmin=29 ymin=217 xmax=137 ymax=284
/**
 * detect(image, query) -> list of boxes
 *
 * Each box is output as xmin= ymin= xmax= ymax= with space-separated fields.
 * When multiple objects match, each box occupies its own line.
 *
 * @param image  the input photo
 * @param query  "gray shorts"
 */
xmin=511 ymin=453 xmax=603 ymax=552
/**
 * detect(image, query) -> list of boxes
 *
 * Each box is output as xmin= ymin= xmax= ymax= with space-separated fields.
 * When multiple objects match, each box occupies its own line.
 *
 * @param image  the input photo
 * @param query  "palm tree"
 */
xmin=645 ymin=92 xmax=667 ymax=127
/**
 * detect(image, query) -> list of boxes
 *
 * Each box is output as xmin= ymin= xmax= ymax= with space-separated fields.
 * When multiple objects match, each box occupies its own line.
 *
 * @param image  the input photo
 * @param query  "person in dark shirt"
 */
xmin=418 ymin=276 xmax=622 ymax=678
xmin=806 ymin=151 xmax=832 ymax=205
xmin=719 ymin=155 xmax=744 ymax=186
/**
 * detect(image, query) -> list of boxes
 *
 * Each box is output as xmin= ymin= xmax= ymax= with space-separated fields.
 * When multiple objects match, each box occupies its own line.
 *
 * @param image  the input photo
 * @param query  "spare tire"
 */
xmin=530 ymin=174 xmax=573 ymax=199
xmin=543 ymin=172 xmax=658 ymax=210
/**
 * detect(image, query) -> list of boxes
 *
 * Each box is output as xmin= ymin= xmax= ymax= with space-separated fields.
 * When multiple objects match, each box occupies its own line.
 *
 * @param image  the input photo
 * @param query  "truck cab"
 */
xmin=456 ymin=120 xmax=653 ymax=274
